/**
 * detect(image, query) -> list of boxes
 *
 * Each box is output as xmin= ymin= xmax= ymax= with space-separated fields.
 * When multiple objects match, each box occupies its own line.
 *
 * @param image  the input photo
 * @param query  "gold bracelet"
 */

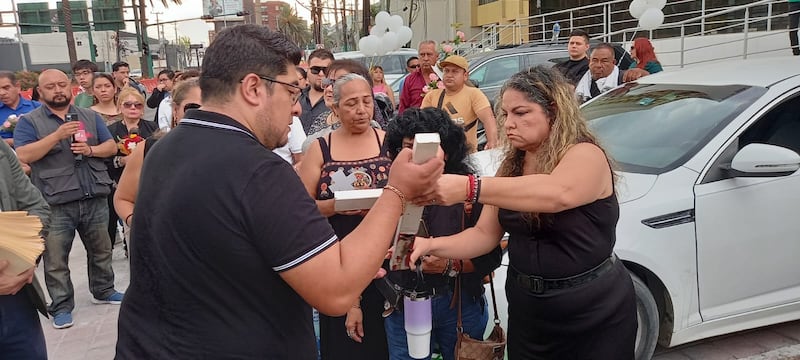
xmin=383 ymin=185 xmax=406 ymax=214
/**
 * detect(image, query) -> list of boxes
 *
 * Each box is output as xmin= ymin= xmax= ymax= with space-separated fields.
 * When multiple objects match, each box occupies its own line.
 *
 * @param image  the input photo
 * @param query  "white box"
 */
xmin=334 ymin=189 xmax=383 ymax=211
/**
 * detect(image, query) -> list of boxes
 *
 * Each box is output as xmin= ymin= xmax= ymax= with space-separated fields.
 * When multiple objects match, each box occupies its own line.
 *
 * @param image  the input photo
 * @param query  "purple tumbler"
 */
xmin=404 ymin=291 xmax=432 ymax=359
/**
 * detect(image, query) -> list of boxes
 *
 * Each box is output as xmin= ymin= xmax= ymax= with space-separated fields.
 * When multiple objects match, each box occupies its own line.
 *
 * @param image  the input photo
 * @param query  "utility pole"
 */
xmin=10 ymin=0 xmax=27 ymax=70
xmin=362 ymin=0 xmax=370 ymax=37
xmin=340 ymin=0 xmax=347 ymax=50
xmin=153 ymin=11 xmax=164 ymax=70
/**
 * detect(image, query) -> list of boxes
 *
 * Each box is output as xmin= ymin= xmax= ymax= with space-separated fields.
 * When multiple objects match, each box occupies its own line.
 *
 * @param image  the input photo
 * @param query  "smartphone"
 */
xmin=66 ymin=113 xmax=87 ymax=142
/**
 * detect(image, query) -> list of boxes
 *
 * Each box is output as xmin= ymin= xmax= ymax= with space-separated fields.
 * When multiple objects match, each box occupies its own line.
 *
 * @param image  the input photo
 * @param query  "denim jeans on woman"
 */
xmin=44 ymin=197 xmax=117 ymax=316
xmin=385 ymin=289 xmax=488 ymax=360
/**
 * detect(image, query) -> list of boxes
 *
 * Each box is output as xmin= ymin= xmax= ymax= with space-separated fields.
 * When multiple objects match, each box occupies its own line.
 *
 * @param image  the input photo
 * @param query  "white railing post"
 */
xmin=680 ymin=25 xmax=685 ymax=68
xmin=701 ymin=0 xmax=706 ymax=35
xmin=541 ymin=16 xmax=546 ymax=43
xmin=570 ymin=11 xmax=574 ymax=32
xmin=743 ymin=8 xmax=749 ymax=59
xmin=603 ymin=4 xmax=609 ymax=41
xmin=767 ymin=2 xmax=772 ymax=31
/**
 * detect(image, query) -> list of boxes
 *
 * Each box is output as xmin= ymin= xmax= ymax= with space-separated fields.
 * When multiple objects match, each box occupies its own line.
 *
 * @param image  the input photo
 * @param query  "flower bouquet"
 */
xmin=422 ymin=73 xmax=443 ymax=97
xmin=2 ymin=114 xmax=19 ymax=133
xmin=118 ymin=130 xmax=145 ymax=155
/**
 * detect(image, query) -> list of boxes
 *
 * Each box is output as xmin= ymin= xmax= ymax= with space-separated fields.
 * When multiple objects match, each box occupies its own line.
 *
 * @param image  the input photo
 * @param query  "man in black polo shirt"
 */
xmin=115 ymin=25 xmax=443 ymax=359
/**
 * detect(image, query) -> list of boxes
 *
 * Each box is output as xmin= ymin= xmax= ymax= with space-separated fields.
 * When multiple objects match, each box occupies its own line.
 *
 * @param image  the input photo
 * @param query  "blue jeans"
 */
xmin=0 ymin=292 xmax=47 ymax=359
xmin=385 ymin=289 xmax=488 ymax=360
xmin=44 ymin=197 xmax=117 ymax=316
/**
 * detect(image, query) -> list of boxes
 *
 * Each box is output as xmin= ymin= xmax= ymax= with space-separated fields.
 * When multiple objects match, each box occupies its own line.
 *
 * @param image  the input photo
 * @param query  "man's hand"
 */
xmin=345 ymin=306 xmax=365 ymax=343
xmin=156 ymin=83 xmax=166 ymax=92
xmin=54 ymin=121 xmax=80 ymax=141
xmin=0 ymin=260 xmax=34 ymax=296
xmin=421 ymin=255 xmax=447 ymax=274
xmin=386 ymin=148 xmax=444 ymax=201
xmin=623 ymin=68 xmax=650 ymax=82
xmin=70 ymin=142 xmax=92 ymax=156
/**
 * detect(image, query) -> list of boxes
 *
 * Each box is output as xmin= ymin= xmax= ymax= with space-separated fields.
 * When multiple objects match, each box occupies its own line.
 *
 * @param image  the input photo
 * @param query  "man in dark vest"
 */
xmin=0 ymin=140 xmax=49 ymax=358
xmin=13 ymin=69 xmax=125 ymax=330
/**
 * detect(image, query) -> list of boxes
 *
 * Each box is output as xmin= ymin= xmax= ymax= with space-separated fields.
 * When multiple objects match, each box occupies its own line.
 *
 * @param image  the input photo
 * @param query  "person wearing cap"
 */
xmin=421 ymin=55 xmax=498 ymax=152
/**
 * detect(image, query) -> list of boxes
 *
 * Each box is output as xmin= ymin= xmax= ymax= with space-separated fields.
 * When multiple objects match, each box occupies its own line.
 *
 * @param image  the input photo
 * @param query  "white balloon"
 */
xmin=396 ymin=26 xmax=413 ymax=47
xmin=370 ymin=25 xmax=385 ymax=37
xmin=643 ymin=0 xmax=667 ymax=10
xmin=388 ymin=15 xmax=404 ymax=32
xmin=359 ymin=35 xmax=380 ymax=56
xmin=375 ymin=11 xmax=391 ymax=28
xmin=381 ymin=31 xmax=399 ymax=54
xmin=638 ymin=8 xmax=665 ymax=30
xmin=629 ymin=0 xmax=648 ymax=19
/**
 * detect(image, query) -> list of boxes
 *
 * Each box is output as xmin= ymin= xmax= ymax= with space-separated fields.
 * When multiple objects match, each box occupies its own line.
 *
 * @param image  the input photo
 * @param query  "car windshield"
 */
xmin=582 ymin=83 xmax=767 ymax=174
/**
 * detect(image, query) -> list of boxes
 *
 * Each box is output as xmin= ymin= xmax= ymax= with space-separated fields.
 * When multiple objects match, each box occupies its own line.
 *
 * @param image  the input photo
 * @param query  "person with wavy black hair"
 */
xmin=384 ymin=107 xmax=502 ymax=360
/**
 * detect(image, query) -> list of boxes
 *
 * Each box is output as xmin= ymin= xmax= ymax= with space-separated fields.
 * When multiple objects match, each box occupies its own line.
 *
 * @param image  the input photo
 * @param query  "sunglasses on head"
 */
xmin=122 ymin=102 xmax=144 ymax=109
xmin=183 ymin=103 xmax=201 ymax=112
xmin=309 ymin=66 xmax=328 ymax=75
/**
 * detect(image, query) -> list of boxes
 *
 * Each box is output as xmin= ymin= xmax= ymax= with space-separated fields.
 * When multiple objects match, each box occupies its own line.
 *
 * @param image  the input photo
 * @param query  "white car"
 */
xmin=471 ymin=57 xmax=800 ymax=360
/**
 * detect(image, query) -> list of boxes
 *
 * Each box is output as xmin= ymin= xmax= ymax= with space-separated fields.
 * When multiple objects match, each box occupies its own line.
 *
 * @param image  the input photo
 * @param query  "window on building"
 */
xmin=478 ymin=0 xmax=498 ymax=5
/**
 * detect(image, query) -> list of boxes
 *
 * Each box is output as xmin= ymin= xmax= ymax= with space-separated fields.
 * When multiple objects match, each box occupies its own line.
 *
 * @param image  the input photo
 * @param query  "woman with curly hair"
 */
xmin=383 ymin=107 xmax=501 ymax=360
xmin=409 ymin=66 xmax=637 ymax=359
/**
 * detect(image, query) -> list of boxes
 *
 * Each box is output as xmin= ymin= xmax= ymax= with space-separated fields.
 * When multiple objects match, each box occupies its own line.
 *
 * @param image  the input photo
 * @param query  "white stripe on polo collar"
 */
xmin=180 ymin=118 xmax=256 ymax=140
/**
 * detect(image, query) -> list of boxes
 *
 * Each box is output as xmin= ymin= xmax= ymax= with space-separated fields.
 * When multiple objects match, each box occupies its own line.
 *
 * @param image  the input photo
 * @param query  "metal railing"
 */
xmin=459 ymin=0 xmax=793 ymax=59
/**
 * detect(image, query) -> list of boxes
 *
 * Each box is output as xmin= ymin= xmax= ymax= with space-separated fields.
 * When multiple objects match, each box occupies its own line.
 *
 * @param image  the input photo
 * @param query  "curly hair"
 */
xmin=496 ymin=66 xmax=611 ymax=220
xmin=386 ymin=107 xmax=474 ymax=175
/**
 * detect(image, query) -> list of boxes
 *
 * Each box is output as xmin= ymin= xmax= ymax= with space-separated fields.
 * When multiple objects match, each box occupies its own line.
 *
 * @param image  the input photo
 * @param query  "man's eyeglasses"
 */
xmin=309 ymin=66 xmax=328 ymax=75
xmin=408 ymin=64 xmax=420 ymax=69
xmin=183 ymin=103 xmax=201 ymax=112
xmin=256 ymin=75 xmax=303 ymax=104
xmin=321 ymin=78 xmax=336 ymax=88
xmin=122 ymin=102 xmax=144 ymax=109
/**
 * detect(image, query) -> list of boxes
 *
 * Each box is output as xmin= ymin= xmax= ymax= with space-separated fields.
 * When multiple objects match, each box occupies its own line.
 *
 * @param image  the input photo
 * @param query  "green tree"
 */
xmin=277 ymin=5 xmax=313 ymax=49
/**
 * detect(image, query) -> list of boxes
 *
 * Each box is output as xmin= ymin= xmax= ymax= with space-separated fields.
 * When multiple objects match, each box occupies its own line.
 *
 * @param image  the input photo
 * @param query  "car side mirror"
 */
xmin=729 ymin=143 xmax=800 ymax=176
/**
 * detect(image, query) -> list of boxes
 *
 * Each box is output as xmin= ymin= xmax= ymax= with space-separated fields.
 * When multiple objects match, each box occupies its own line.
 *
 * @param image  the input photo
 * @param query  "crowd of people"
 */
xmin=0 ymin=23 xmax=658 ymax=359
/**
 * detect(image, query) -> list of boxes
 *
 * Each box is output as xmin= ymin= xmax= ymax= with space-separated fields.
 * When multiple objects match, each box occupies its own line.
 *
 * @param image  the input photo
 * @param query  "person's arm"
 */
xmin=427 ymin=143 xmax=613 ymax=213
xmin=0 ymin=261 xmax=34 ymax=295
xmin=398 ymin=75 xmax=412 ymax=114
xmin=89 ymin=114 xmax=120 ymax=158
xmin=281 ymin=148 xmax=445 ymax=315
xmin=114 ymin=142 xmax=144 ymax=226
xmin=14 ymin=117 xmax=79 ymax=164
xmin=384 ymin=84 xmax=396 ymax=109
xmin=476 ymin=106 xmax=498 ymax=150
xmin=409 ymin=205 xmax=505 ymax=265
xmin=146 ymin=89 xmax=164 ymax=108
xmin=298 ymin=138 xmax=336 ymax=217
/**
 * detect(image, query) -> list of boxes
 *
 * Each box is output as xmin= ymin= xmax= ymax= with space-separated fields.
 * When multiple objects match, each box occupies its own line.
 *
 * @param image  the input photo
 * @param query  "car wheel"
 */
xmin=633 ymin=273 xmax=659 ymax=360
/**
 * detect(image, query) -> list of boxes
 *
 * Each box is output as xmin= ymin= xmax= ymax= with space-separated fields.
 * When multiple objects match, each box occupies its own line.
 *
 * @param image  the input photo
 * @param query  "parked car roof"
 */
xmin=639 ymin=57 xmax=800 ymax=87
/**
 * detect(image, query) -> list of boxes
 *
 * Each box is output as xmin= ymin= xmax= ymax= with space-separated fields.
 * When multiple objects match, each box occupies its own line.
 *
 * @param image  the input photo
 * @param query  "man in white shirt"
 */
xmin=273 ymin=116 xmax=306 ymax=168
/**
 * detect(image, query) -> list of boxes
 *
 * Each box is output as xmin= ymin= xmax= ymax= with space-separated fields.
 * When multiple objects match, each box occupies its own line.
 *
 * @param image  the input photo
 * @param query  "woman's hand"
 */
xmin=408 ymin=236 xmax=433 ymax=271
xmin=345 ymin=305 xmax=364 ymax=343
xmin=411 ymin=174 xmax=468 ymax=207
xmin=421 ymin=255 xmax=447 ymax=274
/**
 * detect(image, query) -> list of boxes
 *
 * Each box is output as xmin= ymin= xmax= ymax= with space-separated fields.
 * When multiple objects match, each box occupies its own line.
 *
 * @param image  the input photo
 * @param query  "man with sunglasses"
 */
xmin=298 ymin=48 xmax=334 ymax=134
xmin=115 ymin=25 xmax=442 ymax=359
xmin=13 ymin=69 xmax=124 ymax=330
xmin=396 ymin=56 xmax=419 ymax=94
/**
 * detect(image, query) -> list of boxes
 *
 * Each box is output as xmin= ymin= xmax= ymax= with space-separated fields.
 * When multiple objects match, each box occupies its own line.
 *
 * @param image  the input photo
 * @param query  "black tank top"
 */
xmin=498 ymin=192 xmax=619 ymax=278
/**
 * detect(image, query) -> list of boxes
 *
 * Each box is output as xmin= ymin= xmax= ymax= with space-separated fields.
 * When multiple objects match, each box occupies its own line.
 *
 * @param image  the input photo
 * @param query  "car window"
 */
xmin=358 ymin=55 xmax=408 ymax=75
xmin=470 ymin=56 xmax=520 ymax=89
xmin=525 ymin=52 xmax=565 ymax=68
xmin=583 ymin=83 xmax=767 ymax=174
xmin=739 ymin=94 xmax=800 ymax=155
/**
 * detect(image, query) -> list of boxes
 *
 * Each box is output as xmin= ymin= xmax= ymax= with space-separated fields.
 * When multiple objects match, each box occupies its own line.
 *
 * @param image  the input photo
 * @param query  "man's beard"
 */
xmin=44 ymin=95 xmax=71 ymax=109
xmin=312 ymin=82 xmax=324 ymax=92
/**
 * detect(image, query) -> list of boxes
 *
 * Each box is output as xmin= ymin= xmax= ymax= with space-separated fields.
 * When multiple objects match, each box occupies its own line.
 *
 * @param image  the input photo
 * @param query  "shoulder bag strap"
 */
xmin=437 ymin=90 xmax=446 ymax=110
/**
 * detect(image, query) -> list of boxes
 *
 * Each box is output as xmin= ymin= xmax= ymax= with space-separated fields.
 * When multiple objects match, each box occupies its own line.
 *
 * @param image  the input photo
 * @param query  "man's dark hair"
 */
xmin=72 ymin=59 xmax=98 ymax=73
xmin=112 ymin=61 xmax=129 ymax=72
xmin=0 ymin=70 xmax=16 ymax=83
xmin=406 ymin=56 xmax=419 ymax=67
xmin=591 ymin=42 xmax=616 ymax=57
xmin=327 ymin=59 xmax=373 ymax=87
xmin=158 ymin=69 xmax=176 ymax=80
xmin=569 ymin=29 xmax=590 ymax=44
xmin=386 ymin=107 xmax=474 ymax=176
xmin=307 ymin=48 xmax=334 ymax=63
xmin=200 ymin=25 xmax=302 ymax=102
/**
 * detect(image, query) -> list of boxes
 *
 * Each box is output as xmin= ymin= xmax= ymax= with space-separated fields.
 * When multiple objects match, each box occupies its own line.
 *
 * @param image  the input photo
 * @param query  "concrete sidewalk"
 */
xmin=34 ymin=236 xmax=129 ymax=359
